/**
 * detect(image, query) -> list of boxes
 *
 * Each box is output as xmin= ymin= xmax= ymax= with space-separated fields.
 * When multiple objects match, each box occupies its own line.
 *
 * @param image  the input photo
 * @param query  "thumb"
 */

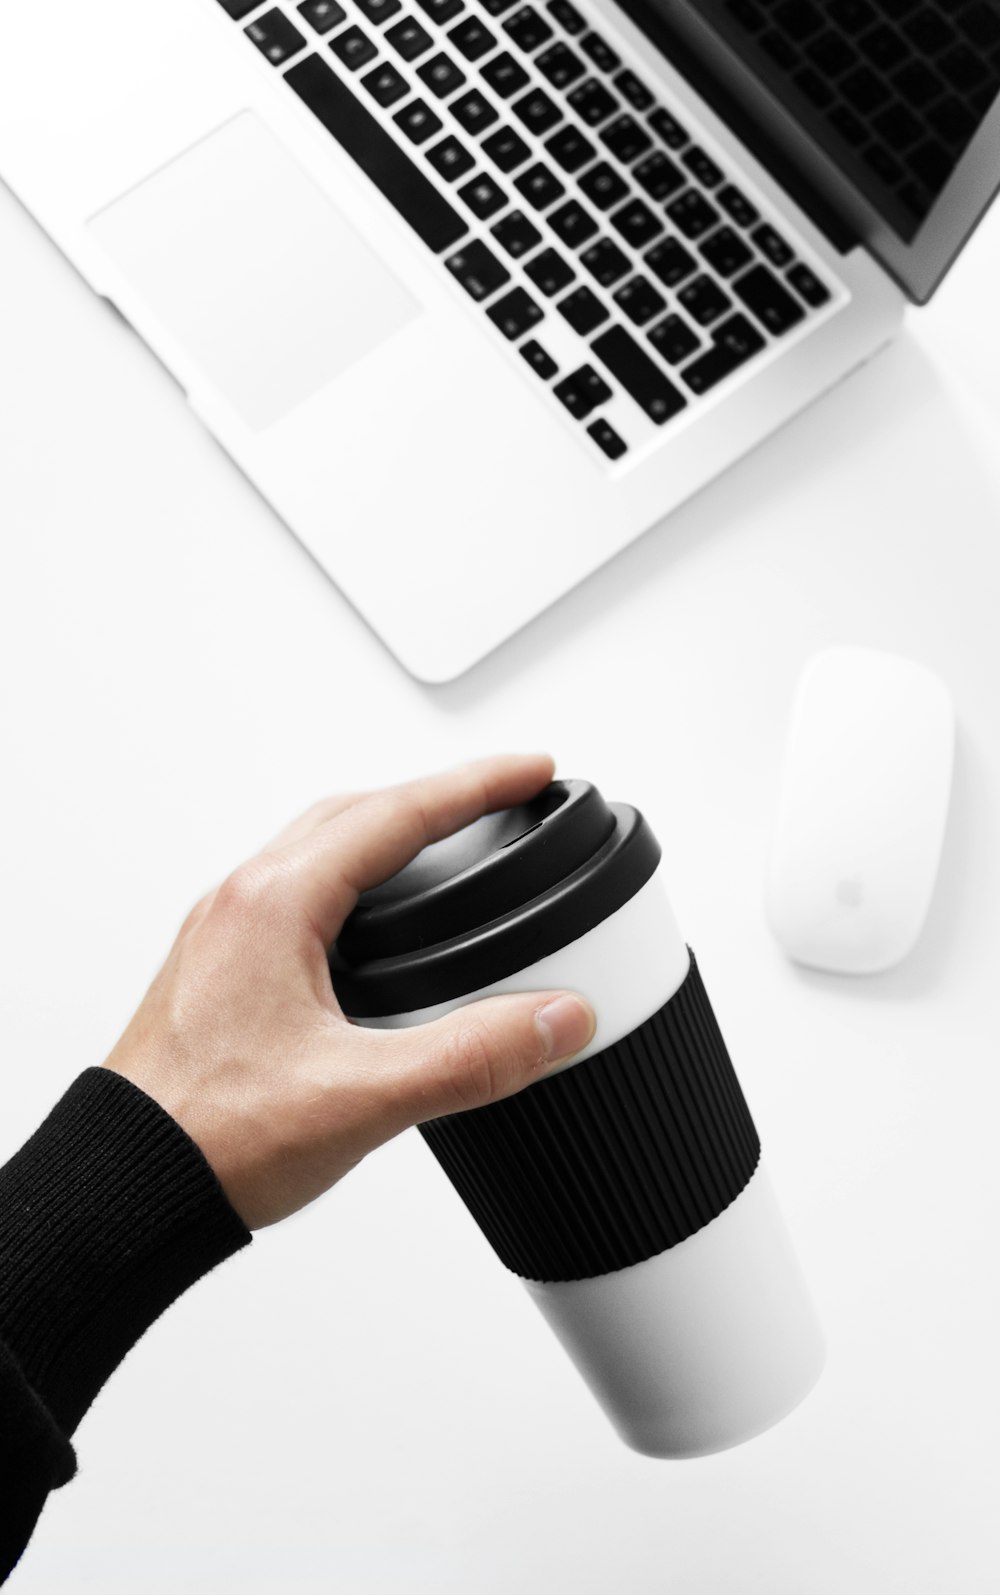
xmin=368 ymin=991 xmax=597 ymax=1130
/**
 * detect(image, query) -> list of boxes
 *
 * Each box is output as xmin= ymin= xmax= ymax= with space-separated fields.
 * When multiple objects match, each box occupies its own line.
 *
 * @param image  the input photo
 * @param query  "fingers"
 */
xmin=174 ymin=794 xmax=366 ymax=939
xmin=263 ymin=792 xmax=365 ymax=852
xmin=274 ymin=752 xmax=556 ymax=944
xmin=354 ymin=989 xmax=596 ymax=1133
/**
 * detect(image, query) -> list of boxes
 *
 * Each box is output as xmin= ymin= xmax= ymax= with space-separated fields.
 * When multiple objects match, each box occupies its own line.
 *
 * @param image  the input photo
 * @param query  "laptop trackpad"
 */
xmin=88 ymin=111 xmax=421 ymax=430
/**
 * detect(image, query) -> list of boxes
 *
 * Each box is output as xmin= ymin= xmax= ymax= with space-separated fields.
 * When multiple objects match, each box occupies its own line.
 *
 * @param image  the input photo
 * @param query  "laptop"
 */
xmin=1 ymin=1 xmax=997 ymax=681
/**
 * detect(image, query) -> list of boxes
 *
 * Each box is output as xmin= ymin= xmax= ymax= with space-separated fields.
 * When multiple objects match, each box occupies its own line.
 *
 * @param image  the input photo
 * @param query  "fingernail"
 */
xmin=535 ymin=995 xmax=596 ymax=1066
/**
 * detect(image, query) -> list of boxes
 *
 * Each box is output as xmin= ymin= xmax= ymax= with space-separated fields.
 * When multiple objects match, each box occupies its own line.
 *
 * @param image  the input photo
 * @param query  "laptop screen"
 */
xmin=627 ymin=1 xmax=1000 ymax=300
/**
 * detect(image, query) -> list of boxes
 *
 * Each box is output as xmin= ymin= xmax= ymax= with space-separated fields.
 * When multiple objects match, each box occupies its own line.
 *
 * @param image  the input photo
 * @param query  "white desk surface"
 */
xmin=2 ymin=170 xmax=999 ymax=1594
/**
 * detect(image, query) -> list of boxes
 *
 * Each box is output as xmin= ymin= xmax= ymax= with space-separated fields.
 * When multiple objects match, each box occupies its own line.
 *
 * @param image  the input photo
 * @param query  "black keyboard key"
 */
xmin=760 ymin=28 xmax=796 ymax=69
xmin=614 ymin=68 xmax=654 ymax=109
xmin=512 ymin=87 xmax=562 ymax=133
xmin=633 ymin=150 xmax=685 ymax=200
xmin=647 ymin=312 xmax=700 ymax=364
xmin=752 ymin=222 xmax=794 ymax=266
xmin=504 ymin=5 xmax=554 ymax=51
xmin=492 ymin=208 xmax=543 ymax=256
xmin=892 ymin=59 xmax=941 ymax=109
xmin=548 ymin=199 xmax=599 ymax=246
xmin=648 ymin=106 xmax=688 ymax=149
xmin=362 ymin=60 xmax=410 ymax=105
xmin=445 ymin=237 xmax=511 ymax=299
xmin=728 ymin=0 xmax=765 ymax=28
xmin=218 ymin=0 xmax=263 ymax=16
xmin=480 ymin=0 xmax=517 ymax=12
xmin=393 ymin=96 xmax=445 ymax=143
xmin=960 ymin=3 xmax=1000 ymax=47
xmin=600 ymin=114 xmax=653 ymax=163
xmin=613 ymin=275 xmax=667 ymax=327
xmin=558 ymin=285 xmax=609 ymax=334
xmin=246 ymin=10 xmax=306 ymax=63
xmin=842 ymin=65 xmax=891 ymax=114
xmin=487 ymin=285 xmax=545 ymax=338
xmin=521 ymin=337 xmax=558 ymax=378
xmin=416 ymin=0 xmax=464 ymax=22
xmin=525 ymin=246 xmax=576 ymax=295
xmin=426 ymin=133 xmax=476 ymax=179
xmin=580 ymin=31 xmax=620 ymax=72
xmin=610 ymin=197 xmax=663 ymax=247
xmin=546 ymin=124 xmax=596 ymax=172
xmin=678 ymin=274 xmax=731 ymax=325
xmin=733 ymin=263 xmax=805 ymax=333
xmin=297 ymin=1 xmax=347 ymax=34
xmin=908 ymin=99 xmax=951 ymax=145
xmin=555 ymin=363 xmax=612 ymax=416
xmin=717 ymin=183 xmax=759 ymax=227
xmin=579 ymin=161 xmax=629 ymax=210
xmin=581 ymin=237 xmax=631 ymax=286
xmin=537 ymin=41 xmax=587 ymax=88
xmin=591 ymin=325 xmax=687 ymax=422
xmin=482 ymin=51 xmax=531 ymax=97
xmin=700 ymin=225 xmax=753 ymax=277
xmin=567 ymin=78 xmax=618 ymax=126
xmin=681 ymin=312 xmax=765 ymax=393
xmin=904 ymin=6 xmax=951 ymax=48
xmin=682 ymin=144 xmax=723 ymax=187
xmin=829 ymin=104 xmax=866 ymax=146
xmin=547 ymin=0 xmax=585 ymax=34
xmin=907 ymin=140 xmax=953 ymax=191
xmin=787 ymin=262 xmax=830 ymax=307
xmin=458 ymin=172 xmax=508 ymax=217
xmin=386 ymin=17 xmax=434 ymax=59
xmin=331 ymin=24 xmax=378 ymax=68
xmin=355 ymin=0 xmax=402 ymax=22
xmin=864 ymin=145 xmax=903 ymax=185
xmin=451 ymin=89 xmax=500 ymax=132
xmin=418 ymin=52 xmax=468 ymax=97
xmin=482 ymin=126 xmax=532 ymax=172
xmin=644 ymin=236 xmax=697 ymax=286
xmin=449 ymin=16 xmax=496 ymax=59
xmin=829 ymin=0 xmax=876 ymax=30
xmin=775 ymin=0 xmax=824 ymax=40
xmin=514 ymin=161 xmax=566 ymax=209
xmin=587 ymin=417 xmax=627 ymax=459
xmin=807 ymin=29 xmax=856 ymax=75
xmin=667 ymin=189 xmax=720 ymax=238
xmin=861 ymin=20 xmax=908 ymax=70
xmin=795 ymin=64 xmax=836 ymax=107
xmin=287 ymin=56 xmax=466 ymax=249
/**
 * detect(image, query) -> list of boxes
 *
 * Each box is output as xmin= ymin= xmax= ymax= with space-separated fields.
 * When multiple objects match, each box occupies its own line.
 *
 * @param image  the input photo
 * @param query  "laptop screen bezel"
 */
xmin=617 ymin=0 xmax=1000 ymax=304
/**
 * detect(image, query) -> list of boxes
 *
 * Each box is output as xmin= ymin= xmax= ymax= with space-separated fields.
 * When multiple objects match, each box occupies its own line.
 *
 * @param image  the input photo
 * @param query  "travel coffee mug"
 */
xmin=330 ymin=780 xmax=824 ymax=1458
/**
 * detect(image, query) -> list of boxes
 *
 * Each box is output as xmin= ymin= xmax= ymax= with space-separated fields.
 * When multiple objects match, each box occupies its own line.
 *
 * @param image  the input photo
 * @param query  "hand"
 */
xmin=103 ymin=754 xmax=596 ymax=1229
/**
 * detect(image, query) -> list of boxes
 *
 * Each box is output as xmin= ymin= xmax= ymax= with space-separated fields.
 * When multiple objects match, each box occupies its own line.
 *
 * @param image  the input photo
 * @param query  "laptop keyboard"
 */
xmin=217 ymin=0 xmax=837 ymax=462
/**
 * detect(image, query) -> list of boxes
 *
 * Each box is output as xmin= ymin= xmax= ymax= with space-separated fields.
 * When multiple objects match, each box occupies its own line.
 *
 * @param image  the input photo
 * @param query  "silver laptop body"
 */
xmin=1 ymin=0 xmax=996 ymax=678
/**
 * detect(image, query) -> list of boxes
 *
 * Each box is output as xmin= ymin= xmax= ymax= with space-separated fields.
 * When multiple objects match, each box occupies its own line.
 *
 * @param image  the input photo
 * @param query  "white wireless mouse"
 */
xmin=765 ymin=647 xmax=955 ymax=975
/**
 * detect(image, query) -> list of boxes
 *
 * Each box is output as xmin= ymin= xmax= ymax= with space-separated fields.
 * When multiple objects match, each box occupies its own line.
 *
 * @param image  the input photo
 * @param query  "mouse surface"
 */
xmin=765 ymin=648 xmax=955 ymax=975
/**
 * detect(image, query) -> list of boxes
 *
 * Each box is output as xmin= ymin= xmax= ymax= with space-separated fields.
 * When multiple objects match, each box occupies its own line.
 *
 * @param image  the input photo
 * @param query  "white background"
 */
xmin=2 ymin=164 xmax=999 ymax=1592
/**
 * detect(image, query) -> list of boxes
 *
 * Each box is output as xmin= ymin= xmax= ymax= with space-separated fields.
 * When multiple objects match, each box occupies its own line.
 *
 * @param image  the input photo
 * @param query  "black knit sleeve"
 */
xmin=0 ymin=1068 xmax=251 ymax=1583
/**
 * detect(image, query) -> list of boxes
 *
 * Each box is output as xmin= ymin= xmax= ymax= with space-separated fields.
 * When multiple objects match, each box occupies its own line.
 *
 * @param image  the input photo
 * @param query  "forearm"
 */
xmin=0 ymin=1069 xmax=250 ymax=1582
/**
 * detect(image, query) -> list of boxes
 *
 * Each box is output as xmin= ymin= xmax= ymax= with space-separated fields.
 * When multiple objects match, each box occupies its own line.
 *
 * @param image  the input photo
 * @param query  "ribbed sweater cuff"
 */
xmin=0 ymin=1067 xmax=251 ymax=1434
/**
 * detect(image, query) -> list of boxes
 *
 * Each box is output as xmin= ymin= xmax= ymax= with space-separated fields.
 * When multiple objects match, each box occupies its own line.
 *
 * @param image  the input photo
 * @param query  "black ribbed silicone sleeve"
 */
xmin=419 ymin=951 xmax=760 ymax=1282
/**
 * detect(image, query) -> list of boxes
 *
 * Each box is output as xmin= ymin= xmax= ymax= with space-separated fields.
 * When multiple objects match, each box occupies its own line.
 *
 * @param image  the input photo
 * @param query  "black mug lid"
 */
xmin=330 ymin=779 xmax=660 ymax=1017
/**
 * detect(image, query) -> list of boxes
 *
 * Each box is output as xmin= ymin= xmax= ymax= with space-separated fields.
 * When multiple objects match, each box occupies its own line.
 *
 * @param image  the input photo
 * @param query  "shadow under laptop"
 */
xmin=430 ymin=326 xmax=991 ymax=706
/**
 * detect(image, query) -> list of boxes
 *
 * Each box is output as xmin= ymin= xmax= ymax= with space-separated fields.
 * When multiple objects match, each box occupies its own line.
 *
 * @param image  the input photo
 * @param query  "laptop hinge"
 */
xmin=616 ymin=0 xmax=859 ymax=255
